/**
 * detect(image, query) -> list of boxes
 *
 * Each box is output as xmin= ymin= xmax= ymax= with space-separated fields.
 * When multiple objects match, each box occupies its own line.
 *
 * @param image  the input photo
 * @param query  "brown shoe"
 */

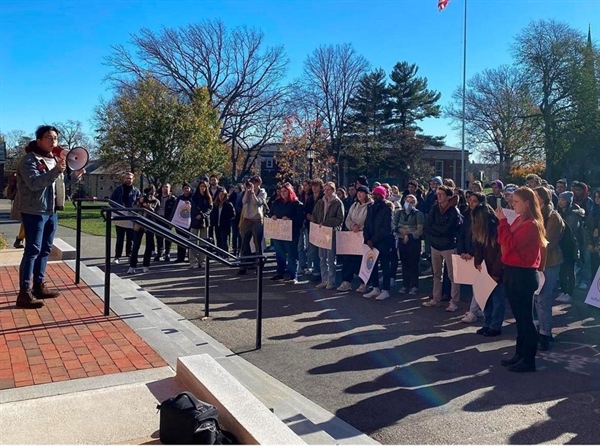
xmin=16 ymin=289 xmax=44 ymax=309
xmin=32 ymin=282 xmax=61 ymax=299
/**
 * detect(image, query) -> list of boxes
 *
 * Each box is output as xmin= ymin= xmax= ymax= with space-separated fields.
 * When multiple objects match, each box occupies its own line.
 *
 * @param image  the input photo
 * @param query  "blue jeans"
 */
xmin=483 ymin=283 xmax=505 ymax=331
xmin=298 ymin=227 xmax=308 ymax=270
xmin=19 ymin=213 xmax=58 ymax=290
xmin=535 ymin=264 xmax=561 ymax=337
xmin=318 ymin=246 xmax=336 ymax=284
xmin=273 ymin=238 xmax=299 ymax=279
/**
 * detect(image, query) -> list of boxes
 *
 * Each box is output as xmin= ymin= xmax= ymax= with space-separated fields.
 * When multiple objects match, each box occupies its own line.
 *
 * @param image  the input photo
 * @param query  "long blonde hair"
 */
xmin=513 ymin=187 xmax=548 ymax=247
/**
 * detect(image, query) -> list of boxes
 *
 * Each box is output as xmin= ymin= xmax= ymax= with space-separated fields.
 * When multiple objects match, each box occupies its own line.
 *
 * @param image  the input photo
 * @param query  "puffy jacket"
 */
xmin=425 ymin=195 xmax=461 ymax=251
xmin=393 ymin=206 xmax=424 ymax=242
xmin=364 ymin=199 xmax=394 ymax=250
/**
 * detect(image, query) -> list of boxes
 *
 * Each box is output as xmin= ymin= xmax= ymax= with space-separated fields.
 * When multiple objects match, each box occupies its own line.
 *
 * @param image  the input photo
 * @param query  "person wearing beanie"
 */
xmin=355 ymin=175 xmax=369 ymax=189
xmin=363 ymin=185 xmax=395 ymax=300
xmin=556 ymin=190 xmax=585 ymax=303
xmin=486 ymin=180 xmax=507 ymax=210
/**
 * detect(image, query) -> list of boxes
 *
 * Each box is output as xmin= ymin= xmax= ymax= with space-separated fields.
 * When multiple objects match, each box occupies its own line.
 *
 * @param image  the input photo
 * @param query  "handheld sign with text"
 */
xmin=264 ymin=218 xmax=293 ymax=241
xmin=336 ymin=231 xmax=364 ymax=255
xmin=309 ymin=222 xmax=333 ymax=250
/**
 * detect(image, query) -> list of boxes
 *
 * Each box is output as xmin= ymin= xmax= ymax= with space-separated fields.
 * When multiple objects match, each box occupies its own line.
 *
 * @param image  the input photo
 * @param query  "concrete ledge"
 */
xmin=0 ymin=248 xmax=22 ymax=266
xmin=177 ymin=354 xmax=305 ymax=445
xmin=50 ymin=238 xmax=77 ymax=260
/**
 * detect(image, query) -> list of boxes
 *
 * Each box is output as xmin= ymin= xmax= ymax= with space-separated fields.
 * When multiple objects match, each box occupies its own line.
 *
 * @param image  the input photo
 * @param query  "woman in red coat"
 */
xmin=495 ymin=187 xmax=547 ymax=373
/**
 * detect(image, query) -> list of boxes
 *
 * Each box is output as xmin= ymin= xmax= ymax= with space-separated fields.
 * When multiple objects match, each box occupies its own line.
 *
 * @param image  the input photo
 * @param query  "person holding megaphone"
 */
xmin=15 ymin=125 xmax=86 ymax=309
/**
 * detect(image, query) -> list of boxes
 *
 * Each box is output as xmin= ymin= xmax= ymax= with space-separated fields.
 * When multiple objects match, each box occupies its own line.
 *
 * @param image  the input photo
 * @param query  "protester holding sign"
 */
xmin=337 ymin=185 xmax=373 ymax=292
xmin=362 ymin=186 xmax=395 ymax=300
xmin=268 ymin=183 xmax=304 ymax=284
xmin=471 ymin=205 xmax=504 ymax=337
xmin=496 ymin=187 xmax=547 ymax=373
xmin=171 ymin=183 xmax=193 ymax=263
xmin=310 ymin=181 xmax=344 ymax=290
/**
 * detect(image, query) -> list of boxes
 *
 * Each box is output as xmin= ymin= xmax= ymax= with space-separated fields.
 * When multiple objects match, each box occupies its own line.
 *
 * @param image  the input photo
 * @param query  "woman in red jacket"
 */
xmin=495 ymin=187 xmax=547 ymax=373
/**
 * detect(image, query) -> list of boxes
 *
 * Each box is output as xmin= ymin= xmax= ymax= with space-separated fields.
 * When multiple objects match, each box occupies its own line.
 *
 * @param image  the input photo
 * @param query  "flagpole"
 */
xmin=460 ymin=0 xmax=467 ymax=188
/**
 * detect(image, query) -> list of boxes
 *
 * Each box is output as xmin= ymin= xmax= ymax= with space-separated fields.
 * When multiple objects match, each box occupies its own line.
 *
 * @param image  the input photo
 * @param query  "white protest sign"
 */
xmin=502 ymin=208 xmax=519 ymax=225
xmin=336 ymin=231 xmax=365 ymax=255
xmin=309 ymin=222 xmax=333 ymax=250
xmin=471 ymin=260 xmax=499 ymax=310
xmin=171 ymin=200 xmax=191 ymax=229
xmin=584 ymin=267 xmax=600 ymax=309
xmin=359 ymin=245 xmax=379 ymax=284
xmin=264 ymin=218 xmax=293 ymax=241
xmin=452 ymin=254 xmax=478 ymax=285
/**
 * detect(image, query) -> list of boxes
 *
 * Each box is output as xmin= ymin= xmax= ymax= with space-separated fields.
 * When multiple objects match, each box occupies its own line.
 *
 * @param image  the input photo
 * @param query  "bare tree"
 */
xmin=302 ymin=43 xmax=369 ymax=181
xmin=445 ymin=65 xmax=544 ymax=179
xmin=104 ymin=19 xmax=290 ymax=181
xmin=54 ymin=120 xmax=94 ymax=153
xmin=512 ymin=19 xmax=585 ymax=182
xmin=1 ymin=129 xmax=31 ymax=172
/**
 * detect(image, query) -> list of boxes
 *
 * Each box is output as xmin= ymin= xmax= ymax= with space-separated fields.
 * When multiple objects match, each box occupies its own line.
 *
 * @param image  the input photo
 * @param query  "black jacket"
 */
xmin=190 ymin=192 xmax=213 ymax=230
xmin=456 ymin=208 xmax=474 ymax=255
xmin=425 ymin=195 xmax=461 ymax=251
xmin=270 ymin=199 xmax=305 ymax=237
xmin=210 ymin=201 xmax=236 ymax=229
xmin=364 ymin=199 xmax=394 ymax=250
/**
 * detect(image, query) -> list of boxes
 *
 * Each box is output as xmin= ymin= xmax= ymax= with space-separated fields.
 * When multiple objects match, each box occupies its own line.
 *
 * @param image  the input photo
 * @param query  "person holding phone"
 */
xmin=495 ymin=187 xmax=547 ymax=372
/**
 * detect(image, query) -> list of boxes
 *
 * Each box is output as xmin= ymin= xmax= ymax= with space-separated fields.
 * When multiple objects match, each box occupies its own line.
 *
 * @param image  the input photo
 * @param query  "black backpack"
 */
xmin=559 ymin=221 xmax=578 ymax=261
xmin=157 ymin=392 xmax=236 ymax=445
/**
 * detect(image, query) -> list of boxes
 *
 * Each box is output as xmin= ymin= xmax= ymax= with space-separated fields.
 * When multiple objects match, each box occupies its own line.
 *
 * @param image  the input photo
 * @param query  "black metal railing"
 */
xmin=73 ymin=198 xmax=268 ymax=349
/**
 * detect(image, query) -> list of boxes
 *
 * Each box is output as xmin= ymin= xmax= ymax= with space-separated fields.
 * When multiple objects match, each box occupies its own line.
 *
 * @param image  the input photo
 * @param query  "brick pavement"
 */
xmin=0 ymin=262 xmax=167 ymax=389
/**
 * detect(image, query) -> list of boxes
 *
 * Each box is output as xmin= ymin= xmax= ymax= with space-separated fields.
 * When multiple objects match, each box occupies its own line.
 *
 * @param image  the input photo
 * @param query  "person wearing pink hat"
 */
xmin=363 ymin=186 xmax=395 ymax=300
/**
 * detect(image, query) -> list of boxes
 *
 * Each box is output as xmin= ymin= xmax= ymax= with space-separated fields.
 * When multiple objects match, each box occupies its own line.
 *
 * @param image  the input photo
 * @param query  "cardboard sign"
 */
xmin=359 ymin=245 xmax=379 ymax=284
xmin=171 ymin=200 xmax=191 ymax=229
xmin=264 ymin=218 xmax=293 ymax=241
xmin=336 ymin=231 xmax=365 ymax=255
xmin=309 ymin=222 xmax=333 ymax=250
xmin=584 ymin=267 xmax=600 ymax=309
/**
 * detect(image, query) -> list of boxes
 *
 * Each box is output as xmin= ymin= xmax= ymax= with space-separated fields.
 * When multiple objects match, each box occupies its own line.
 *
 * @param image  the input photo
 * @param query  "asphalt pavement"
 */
xmin=2 ymin=200 xmax=599 ymax=444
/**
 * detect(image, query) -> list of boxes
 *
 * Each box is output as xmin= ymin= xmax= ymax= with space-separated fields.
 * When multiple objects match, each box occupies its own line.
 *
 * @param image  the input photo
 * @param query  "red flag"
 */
xmin=438 ymin=0 xmax=450 ymax=11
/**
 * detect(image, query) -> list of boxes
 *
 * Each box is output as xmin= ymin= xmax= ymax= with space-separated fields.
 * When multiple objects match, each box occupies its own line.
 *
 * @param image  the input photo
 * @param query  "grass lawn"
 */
xmin=58 ymin=200 xmax=117 ymax=237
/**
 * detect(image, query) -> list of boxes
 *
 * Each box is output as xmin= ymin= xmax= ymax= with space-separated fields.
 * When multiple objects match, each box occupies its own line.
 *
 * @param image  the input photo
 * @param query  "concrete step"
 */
xmin=65 ymin=260 xmax=378 ymax=445
xmin=217 ymin=356 xmax=377 ymax=445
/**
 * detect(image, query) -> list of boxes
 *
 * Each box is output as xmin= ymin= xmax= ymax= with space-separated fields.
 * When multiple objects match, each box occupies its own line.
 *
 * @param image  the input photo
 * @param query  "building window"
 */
xmin=100 ymin=175 xmax=104 ymax=180
xmin=266 ymin=158 xmax=273 ymax=169
xmin=435 ymin=160 xmax=444 ymax=177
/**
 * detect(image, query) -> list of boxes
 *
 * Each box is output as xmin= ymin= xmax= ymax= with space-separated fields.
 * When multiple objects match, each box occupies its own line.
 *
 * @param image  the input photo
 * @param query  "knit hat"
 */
xmin=356 ymin=175 xmax=369 ymax=187
xmin=182 ymin=182 xmax=191 ymax=188
xmin=492 ymin=179 xmax=504 ymax=189
xmin=432 ymin=176 xmax=443 ymax=185
xmin=372 ymin=186 xmax=387 ymax=198
xmin=559 ymin=191 xmax=574 ymax=207
xmin=504 ymin=185 xmax=517 ymax=195
xmin=356 ymin=185 xmax=370 ymax=194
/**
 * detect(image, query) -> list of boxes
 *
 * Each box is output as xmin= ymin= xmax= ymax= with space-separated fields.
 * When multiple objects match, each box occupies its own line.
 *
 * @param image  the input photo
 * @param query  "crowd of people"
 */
xmin=8 ymin=127 xmax=599 ymax=373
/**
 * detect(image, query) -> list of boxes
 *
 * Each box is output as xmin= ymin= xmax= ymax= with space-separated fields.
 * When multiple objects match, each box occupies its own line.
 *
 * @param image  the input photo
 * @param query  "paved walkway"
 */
xmin=0 ymin=263 xmax=167 ymax=389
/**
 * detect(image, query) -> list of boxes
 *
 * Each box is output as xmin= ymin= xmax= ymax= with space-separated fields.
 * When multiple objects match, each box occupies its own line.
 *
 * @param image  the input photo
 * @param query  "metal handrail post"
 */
xmin=75 ymin=199 xmax=82 ymax=284
xmin=104 ymin=210 xmax=112 ymax=316
xmin=204 ymin=257 xmax=210 ymax=317
xmin=256 ymin=258 xmax=264 ymax=350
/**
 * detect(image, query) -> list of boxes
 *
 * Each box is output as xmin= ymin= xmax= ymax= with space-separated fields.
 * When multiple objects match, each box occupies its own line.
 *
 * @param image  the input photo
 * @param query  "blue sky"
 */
xmin=1 ymin=0 xmax=598 ymax=148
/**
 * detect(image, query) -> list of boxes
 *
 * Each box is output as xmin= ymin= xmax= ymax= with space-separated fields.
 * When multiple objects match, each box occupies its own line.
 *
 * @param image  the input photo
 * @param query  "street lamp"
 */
xmin=306 ymin=148 xmax=315 ymax=180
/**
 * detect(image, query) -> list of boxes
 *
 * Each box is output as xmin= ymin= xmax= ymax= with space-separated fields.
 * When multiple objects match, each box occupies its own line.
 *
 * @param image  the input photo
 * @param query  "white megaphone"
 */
xmin=51 ymin=146 xmax=89 ymax=170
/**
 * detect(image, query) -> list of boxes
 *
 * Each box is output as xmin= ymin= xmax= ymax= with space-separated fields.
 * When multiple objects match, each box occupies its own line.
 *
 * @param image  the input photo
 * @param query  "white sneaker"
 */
xmin=315 ymin=282 xmax=328 ymax=289
xmin=126 ymin=267 xmax=136 ymax=274
xmin=190 ymin=262 xmax=198 ymax=269
xmin=409 ymin=287 xmax=418 ymax=295
xmin=422 ymin=299 xmax=440 ymax=307
xmin=446 ymin=302 xmax=459 ymax=312
xmin=303 ymin=268 xmax=313 ymax=275
xmin=326 ymin=282 xmax=336 ymax=290
xmin=337 ymin=281 xmax=352 ymax=292
xmin=375 ymin=290 xmax=391 ymax=300
xmin=112 ymin=258 xmax=121 ymax=264
xmin=555 ymin=293 xmax=572 ymax=303
xmin=285 ymin=278 xmax=299 ymax=285
xmin=398 ymin=287 xmax=408 ymax=294
xmin=461 ymin=311 xmax=478 ymax=323
xmin=474 ymin=309 xmax=484 ymax=318
xmin=356 ymin=283 xmax=368 ymax=293
xmin=363 ymin=287 xmax=380 ymax=298
xmin=142 ymin=267 xmax=150 ymax=273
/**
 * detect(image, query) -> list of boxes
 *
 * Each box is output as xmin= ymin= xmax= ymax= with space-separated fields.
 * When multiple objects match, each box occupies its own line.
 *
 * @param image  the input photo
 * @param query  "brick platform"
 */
xmin=0 ymin=262 xmax=167 ymax=389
